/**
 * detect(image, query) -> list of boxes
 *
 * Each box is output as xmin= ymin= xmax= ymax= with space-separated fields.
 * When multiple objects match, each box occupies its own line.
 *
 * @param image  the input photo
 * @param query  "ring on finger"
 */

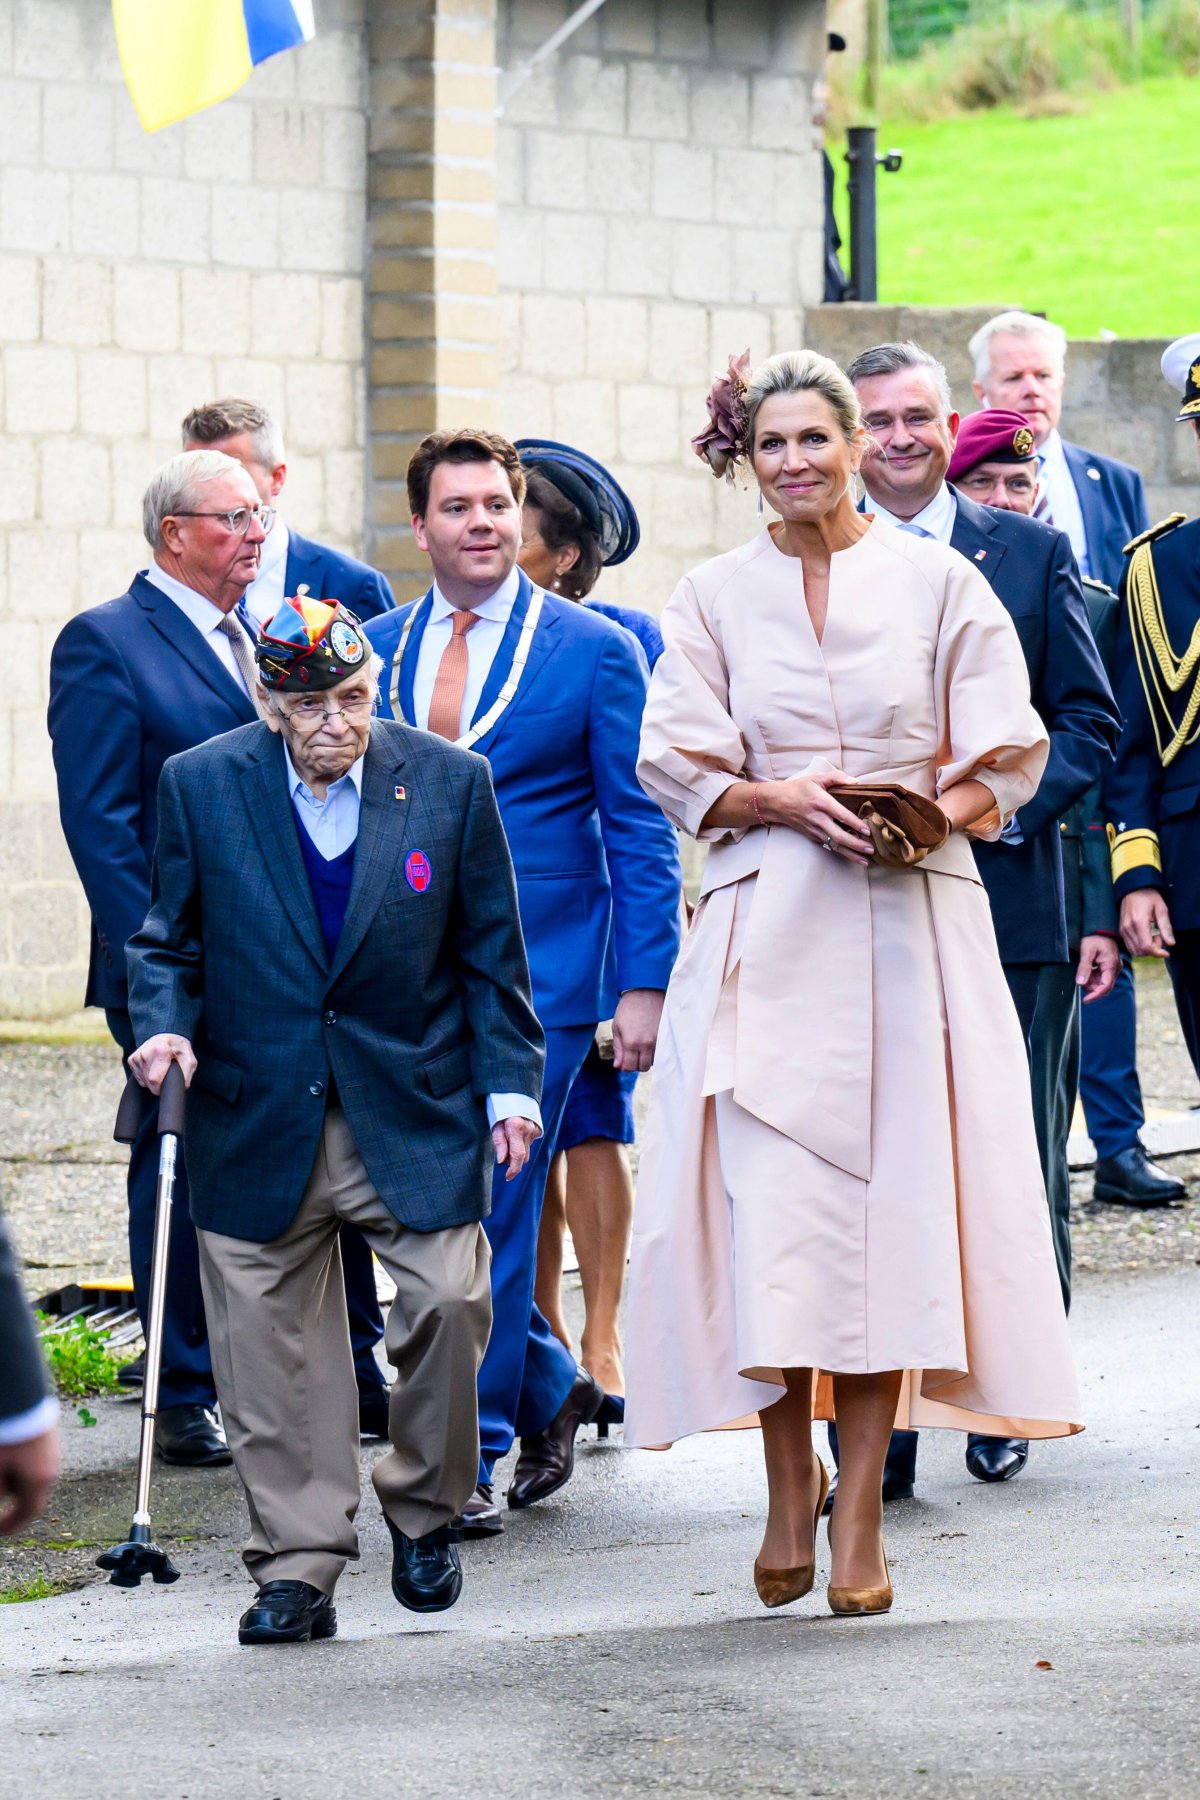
xmin=821 ymin=835 xmax=833 ymax=852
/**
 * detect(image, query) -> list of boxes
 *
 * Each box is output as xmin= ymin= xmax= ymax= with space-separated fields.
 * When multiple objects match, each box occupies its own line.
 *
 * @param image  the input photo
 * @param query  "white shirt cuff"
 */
xmin=0 ymin=1394 xmax=59 ymax=1446
xmin=487 ymin=1093 xmax=543 ymax=1132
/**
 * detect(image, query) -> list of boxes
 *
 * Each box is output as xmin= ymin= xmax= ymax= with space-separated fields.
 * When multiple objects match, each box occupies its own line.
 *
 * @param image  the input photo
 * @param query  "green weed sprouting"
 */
xmin=35 ymin=1313 xmax=137 ymax=1399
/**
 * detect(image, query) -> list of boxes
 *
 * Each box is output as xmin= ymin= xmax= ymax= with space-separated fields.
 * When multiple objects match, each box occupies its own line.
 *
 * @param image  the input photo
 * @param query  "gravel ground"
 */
xmin=3 ymin=961 xmax=1199 ymax=1299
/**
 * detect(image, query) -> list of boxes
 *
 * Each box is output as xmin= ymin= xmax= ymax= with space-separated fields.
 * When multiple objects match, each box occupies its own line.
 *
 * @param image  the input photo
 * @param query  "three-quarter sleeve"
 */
xmin=637 ymin=577 xmax=749 ymax=840
xmin=933 ymin=560 xmax=1049 ymax=841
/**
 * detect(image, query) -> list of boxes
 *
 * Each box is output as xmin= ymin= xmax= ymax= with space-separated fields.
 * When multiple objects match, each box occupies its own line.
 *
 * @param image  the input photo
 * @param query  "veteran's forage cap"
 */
xmin=1162 ymin=334 xmax=1200 ymax=424
xmin=947 ymin=409 xmax=1038 ymax=486
xmin=256 ymin=588 xmax=368 ymax=691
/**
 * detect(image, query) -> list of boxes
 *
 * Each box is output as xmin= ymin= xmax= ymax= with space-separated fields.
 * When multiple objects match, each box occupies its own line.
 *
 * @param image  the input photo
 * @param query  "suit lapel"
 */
xmin=327 ymin=725 xmax=413 ymax=985
xmin=470 ymin=571 xmax=534 ymax=725
xmin=135 ymin=576 xmax=257 ymax=722
xmin=283 ymin=530 xmax=326 ymax=599
xmin=949 ymin=491 xmax=1008 ymax=579
xmin=468 ymin=605 xmax=562 ymax=753
xmin=238 ymin=730 xmax=328 ymax=974
xmin=1063 ymin=440 xmax=1107 ymax=572
xmin=391 ymin=592 xmax=434 ymax=725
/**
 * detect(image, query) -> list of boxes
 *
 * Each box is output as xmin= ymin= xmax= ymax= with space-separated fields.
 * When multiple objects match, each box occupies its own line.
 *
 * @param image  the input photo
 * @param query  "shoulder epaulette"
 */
xmin=1123 ymin=514 xmax=1187 ymax=557
xmin=1081 ymin=575 xmax=1118 ymax=599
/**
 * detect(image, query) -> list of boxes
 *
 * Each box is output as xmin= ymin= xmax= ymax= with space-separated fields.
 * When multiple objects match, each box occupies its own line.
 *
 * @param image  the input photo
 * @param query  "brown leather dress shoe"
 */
xmin=454 ymin=1481 xmax=504 ymax=1538
xmin=506 ymin=1369 xmax=603 ymax=1510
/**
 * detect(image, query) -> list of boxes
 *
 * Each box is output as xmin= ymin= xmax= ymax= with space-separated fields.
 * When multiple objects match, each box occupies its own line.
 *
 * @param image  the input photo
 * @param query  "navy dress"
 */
xmin=557 ymin=601 xmax=667 ymax=1152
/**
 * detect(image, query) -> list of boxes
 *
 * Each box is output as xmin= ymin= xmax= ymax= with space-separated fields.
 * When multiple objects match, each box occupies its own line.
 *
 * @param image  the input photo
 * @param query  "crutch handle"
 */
xmin=113 ymin=1059 xmax=188 ymax=1144
xmin=157 ymin=1060 xmax=187 ymax=1141
xmin=114 ymin=1076 xmax=150 ymax=1145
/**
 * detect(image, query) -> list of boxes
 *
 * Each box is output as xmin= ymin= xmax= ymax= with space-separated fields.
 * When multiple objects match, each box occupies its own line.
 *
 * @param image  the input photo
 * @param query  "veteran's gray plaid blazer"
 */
xmin=127 ymin=719 xmax=544 ymax=1242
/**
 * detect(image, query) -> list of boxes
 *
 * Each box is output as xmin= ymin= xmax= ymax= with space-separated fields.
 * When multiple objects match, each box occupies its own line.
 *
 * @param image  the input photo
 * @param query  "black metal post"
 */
xmin=846 ymin=125 xmax=878 ymax=302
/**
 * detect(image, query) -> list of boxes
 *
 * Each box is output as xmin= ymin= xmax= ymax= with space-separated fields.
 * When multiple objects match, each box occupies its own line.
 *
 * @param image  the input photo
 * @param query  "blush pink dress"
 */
xmin=624 ymin=518 xmax=1083 ymax=1449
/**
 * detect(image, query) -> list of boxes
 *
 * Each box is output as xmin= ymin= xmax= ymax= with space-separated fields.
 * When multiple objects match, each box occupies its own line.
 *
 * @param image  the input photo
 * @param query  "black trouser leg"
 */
xmin=1029 ymin=963 xmax=1077 ymax=1313
xmin=340 ymin=1221 xmax=387 ymax=1395
xmin=1165 ymin=930 xmax=1200 ymax=1084
xmin=105 ymin=1008 xmax=216 ymax=1409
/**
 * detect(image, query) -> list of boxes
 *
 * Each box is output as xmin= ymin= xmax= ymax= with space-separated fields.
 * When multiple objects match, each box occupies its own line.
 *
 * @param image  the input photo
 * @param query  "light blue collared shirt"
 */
xmin=283 ymin=743 xmax=541 ymax=1132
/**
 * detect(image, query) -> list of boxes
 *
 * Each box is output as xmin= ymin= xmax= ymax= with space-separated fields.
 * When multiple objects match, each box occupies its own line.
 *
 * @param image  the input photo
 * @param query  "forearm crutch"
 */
xmin=97 ymin=1060 xmax=187 ymax=1589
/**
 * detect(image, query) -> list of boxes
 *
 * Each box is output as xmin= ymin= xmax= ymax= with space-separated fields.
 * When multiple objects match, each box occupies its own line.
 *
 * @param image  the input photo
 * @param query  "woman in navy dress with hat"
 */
xmin=515 ymin=439 xmax=668 ymax=1425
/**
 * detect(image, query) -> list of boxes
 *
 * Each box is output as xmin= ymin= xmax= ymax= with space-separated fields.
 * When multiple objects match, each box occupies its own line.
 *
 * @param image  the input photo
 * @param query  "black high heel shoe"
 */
xmin=593 ymin=1393 xmax=625 ymax=1439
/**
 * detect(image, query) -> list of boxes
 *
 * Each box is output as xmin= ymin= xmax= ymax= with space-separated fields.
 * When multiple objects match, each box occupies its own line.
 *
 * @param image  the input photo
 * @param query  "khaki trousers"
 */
xmin=196 ymin=1106 xmax=491 ymax=1594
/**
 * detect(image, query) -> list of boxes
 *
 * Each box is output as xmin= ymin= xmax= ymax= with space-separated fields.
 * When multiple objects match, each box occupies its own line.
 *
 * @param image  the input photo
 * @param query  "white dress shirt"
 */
xmin=410 ymin=566 xmax=522 ymax=735
xmin=0 ymin=1394 xmax=59 ymax=1446
xmin=144 ymin=561 xmax=255 ymax=695
xmin=1035 ymin=429 xmax=1090 ymax=576
xmin=241 ymin=519 xmax=291 ymax=629
xmin=865 ymin=479 xmax=957 ymax=545
xmin=284 ymin=741 xmax=540 ymax=1131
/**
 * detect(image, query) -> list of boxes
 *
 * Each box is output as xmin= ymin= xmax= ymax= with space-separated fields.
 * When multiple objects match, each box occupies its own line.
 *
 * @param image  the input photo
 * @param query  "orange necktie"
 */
xmin=427 ymin=608 xmax=477 ymax=740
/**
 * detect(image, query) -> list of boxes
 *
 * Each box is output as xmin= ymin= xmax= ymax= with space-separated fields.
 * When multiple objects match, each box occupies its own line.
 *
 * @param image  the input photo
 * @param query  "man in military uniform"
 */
xmin=1107 ymin=336 xmax=1200 ymax=1088
xmin=948 ymin=410 xmax=1125 ymax=1304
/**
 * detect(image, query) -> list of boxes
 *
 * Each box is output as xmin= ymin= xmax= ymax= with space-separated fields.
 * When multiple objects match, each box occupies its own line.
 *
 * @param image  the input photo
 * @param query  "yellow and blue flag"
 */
xmin=113 ymin=0 xmax=316 ymax=133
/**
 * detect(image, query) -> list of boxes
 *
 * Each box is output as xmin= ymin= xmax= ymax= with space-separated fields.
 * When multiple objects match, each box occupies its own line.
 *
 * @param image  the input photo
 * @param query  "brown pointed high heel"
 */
xmin=754 ymin=1456 xmax=830 ymax=1608
xmin=827 ymin=1541 xmax=892 ymax=1617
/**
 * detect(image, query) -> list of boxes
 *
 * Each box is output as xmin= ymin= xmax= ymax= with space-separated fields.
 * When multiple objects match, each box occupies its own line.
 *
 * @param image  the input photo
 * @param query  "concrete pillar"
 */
xmin=366 ymin=0 xmax=500 ymax=594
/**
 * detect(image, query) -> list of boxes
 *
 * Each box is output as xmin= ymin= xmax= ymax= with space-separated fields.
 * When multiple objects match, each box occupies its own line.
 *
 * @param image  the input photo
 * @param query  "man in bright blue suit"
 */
xmin=48 ymin=450 xmax=387 ymax=1464
xmin=968 ymin=313 xmax=1171 ymax=1210
xmin=848 ymin=342 xmax=1119 ymax=1500
xmin=182 ymin=398 xmax=396 ymax=627
xmin=366 ymin=428 xmax=682 ymax=1535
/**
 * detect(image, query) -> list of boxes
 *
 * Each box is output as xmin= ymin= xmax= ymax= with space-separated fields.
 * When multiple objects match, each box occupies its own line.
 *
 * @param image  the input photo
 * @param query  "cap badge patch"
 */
xmin=330 ymin=620 xmax=363 ymax=664
xmin=405 ymin=850 xmax=431 ymax=892
xmin=1013 ymin=426 xmax=1034 ymax=457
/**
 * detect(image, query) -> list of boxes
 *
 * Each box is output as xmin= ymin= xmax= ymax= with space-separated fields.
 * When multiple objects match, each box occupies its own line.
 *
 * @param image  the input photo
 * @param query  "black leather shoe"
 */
xmin=454 ymin=1482 xmax=503 ymax=1538
xmin=965 ymin=1436 xmax=1029 ymax=1483
xmin=117 ymin=1352 xmax=145 ymax=1388
xmin=238 ymin=1580 xmax=336 ymax=1646
xmin=507 ymin=1369 xmax=604 ymax=1510
xmin=386 ymin=1518 xmax=463 ymax=1612
xmin=1093 ymin=1144 xmax=1186 ymax=1207
xmin=358 ymin=1385 xmax=390 ymax=1441
xmin=821 ymin=1466 xmax=915 ymax=1516
xmin=155 ymin=1403 xmax=232 ymax=1467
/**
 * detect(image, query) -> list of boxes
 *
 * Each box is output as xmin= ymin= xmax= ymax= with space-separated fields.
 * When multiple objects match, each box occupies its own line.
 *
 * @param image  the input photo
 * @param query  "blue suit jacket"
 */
xmin=365 ymin=575 xmax=682 ymax=1027
xmin=1062 ymin=439 xmax=1149 ymax=595
xmin=48 ymin=575 xmax=258 ymax=1010
xmin=949 ymin=492 xmax=1120 ymax=965
xmin=284 ymin=528 xmax=396 ymax=622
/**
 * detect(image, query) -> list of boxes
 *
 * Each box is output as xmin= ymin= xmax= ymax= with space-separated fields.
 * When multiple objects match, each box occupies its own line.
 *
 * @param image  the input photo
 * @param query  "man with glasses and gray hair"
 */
xmin=182 ymin=397 xmax=395 ymax=628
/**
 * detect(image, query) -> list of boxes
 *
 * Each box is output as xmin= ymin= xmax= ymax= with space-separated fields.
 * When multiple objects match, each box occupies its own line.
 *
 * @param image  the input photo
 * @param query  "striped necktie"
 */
xmin=217 ymin=610 xmax=260 ymax=698
xmin=1033 ymin=456 xmax=1053 ymax=524
xmin=427 ymin=609 xmax=477 ymax=740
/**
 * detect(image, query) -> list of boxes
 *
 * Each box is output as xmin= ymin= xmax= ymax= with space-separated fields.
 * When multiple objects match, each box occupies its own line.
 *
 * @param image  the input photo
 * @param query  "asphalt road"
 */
xmin=2 ymin=1267 xmax=1197 ymax=1800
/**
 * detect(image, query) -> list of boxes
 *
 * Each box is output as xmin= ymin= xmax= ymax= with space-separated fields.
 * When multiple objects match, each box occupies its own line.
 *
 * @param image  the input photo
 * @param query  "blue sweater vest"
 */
xmin=293 ymin=807 xmax=356 ymax=962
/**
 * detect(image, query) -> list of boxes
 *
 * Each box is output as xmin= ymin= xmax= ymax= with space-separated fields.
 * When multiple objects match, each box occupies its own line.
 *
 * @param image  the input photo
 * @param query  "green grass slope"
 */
xmin=839 ymin=77 xmax=1199 ymax=338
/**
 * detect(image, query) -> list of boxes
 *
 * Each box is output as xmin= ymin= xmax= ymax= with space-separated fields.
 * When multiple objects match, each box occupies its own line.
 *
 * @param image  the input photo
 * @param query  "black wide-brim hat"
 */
xmin=515 ymin=438 xmax=640 ymax=567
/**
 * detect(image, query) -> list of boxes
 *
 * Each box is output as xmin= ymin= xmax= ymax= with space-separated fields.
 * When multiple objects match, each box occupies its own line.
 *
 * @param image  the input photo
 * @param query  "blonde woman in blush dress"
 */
xmin=623 ymin=349 xmax=1081 ymax=1618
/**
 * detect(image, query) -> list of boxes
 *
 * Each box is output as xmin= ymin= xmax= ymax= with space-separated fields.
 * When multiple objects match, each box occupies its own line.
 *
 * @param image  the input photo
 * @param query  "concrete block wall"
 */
xmin=495 ymin=0 xmax=827 ymax=617
xmin=0 ymin=0 xmax=369 ymax=1017
xmin=803 ymin=302 xmax=1200 ymax=526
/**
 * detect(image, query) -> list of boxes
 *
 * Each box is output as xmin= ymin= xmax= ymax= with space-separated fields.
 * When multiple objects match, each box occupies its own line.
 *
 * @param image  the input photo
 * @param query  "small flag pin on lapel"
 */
xmin=974 ymin=549 xmax=987 ymax=561
xmin=394 ymin=785 xmax=406 ymax=801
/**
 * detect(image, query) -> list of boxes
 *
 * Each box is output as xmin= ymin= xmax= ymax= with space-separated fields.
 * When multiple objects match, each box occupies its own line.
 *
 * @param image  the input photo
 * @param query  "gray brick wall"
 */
xmin=0 ymin=0 xmax=368 ymax=1017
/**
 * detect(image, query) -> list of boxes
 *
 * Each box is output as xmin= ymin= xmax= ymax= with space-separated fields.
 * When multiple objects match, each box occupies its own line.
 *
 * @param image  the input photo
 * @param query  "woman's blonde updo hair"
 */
xmin=692 ymin=347 xmax=862 ymax=479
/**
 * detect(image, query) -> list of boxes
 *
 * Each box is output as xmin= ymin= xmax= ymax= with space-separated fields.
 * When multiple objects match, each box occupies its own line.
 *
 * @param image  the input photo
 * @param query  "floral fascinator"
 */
xmin=692 ymin=349 xmax=752 ymax=480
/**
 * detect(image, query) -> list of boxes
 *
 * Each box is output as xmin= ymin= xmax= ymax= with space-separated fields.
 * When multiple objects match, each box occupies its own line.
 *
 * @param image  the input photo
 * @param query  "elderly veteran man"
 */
xmin=183 ymin=397 xmax=395 ymax=628
xmin=841 ymin=344 xmax=1119 ymax=1500
xmin=1107 ymin=335 xmax=1200 ymax=1098
xmin=126 ymin=597 xmax=543 ymax=1644
xmin=48 ymin=452 xmax=390 ymax=1462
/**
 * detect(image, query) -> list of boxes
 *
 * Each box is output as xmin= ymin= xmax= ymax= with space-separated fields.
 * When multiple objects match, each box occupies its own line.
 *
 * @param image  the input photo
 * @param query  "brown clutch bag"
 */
xmin=825 ymin=781 xmax=951 ymax=869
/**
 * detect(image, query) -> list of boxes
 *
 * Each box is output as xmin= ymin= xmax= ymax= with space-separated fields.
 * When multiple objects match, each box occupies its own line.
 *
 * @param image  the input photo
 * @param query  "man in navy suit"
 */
xmin=182 ymin=398 xmax=396 ymax=627
xmin=967 ymin=313 xmax=1171 ymax=1209
xmin=366 ymin=429 xmax=682 ymax=1535
xmin=846 ymin=342 xmax=1118 ymax=1495
xmin=48 ymin=450 xmax=386 ymax=1464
